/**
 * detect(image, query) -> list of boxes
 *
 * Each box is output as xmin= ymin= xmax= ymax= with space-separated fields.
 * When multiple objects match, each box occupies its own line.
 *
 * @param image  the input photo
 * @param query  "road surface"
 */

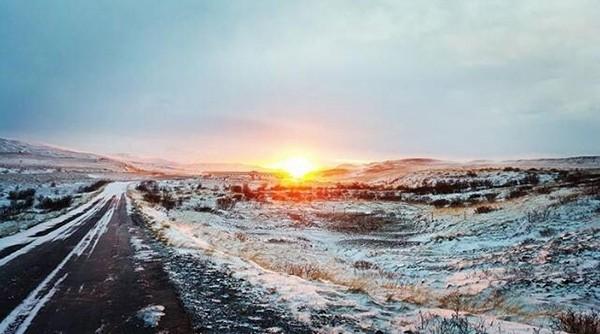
xmin=0 ymin=183 xmax=193 ymax=334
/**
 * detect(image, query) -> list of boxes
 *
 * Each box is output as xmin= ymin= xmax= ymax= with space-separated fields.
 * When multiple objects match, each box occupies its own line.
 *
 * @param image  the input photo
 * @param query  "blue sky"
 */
xmin=1 ymin=1 xmax=599 ymax=164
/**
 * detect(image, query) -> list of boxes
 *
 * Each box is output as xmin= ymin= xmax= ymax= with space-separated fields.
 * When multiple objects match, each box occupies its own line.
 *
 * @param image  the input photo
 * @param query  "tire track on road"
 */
xmin=0 ymin=197 xmax=117 ymax=327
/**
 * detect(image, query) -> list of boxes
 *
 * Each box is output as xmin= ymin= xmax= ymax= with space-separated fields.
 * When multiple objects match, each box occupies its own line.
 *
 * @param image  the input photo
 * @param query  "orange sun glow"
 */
xmin=273 ymin=156 xmax=316 ymax=179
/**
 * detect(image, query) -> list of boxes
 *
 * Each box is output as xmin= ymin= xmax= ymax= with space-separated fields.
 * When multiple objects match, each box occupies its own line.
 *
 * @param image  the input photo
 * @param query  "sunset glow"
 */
xmin=273 ymin=156 xmax=316 ymax=179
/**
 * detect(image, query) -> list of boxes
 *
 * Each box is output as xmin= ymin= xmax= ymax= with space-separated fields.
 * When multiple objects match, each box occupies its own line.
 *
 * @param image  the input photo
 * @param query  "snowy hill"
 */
xmin=0 ymin=138 xmax=134 ymax=173
xmin=318 ymin=156 xmax=600 ymax=184
xmin=111 ymin=153 xmax=267 ymax=175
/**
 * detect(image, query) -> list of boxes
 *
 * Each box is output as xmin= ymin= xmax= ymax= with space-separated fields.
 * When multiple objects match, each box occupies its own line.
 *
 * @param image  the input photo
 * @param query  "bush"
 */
xmin=137 ymin=181 xmax=176 ymax=210
xmin=432 ymin=199 xmax=450 ymax=208
xmin=484 ymin=193 xmax=498 ymax=202
xmin=535 ymin=187 xmax=552 ymax=195
xmin=449 ymin=198 xmax=466 ymax=208
xmin=474 ymin=206 xmax=497 ymax=214
xmin=136 ymin=180 xmax=159 ymax=193
xmin=417 ymin=313 xmax=489 ymax=334
xmin=194 ymin=205 xmax=217 ymax=214
xmin=526 ymin=208 xmax=552 ymax=223
xmin=353 ymin=260 xmax=378 ymax=270
xmin=216 ymin=196 xmax=236 ymax=210
xmin=234 ymin=232 xmax=248 ymax=242
xmin=552 ymin=310 xmax=600 ymax=334
xmin=230 ymin=185 xmax=243 ymax=193
xmin=143 ymin=192 xmax=161 ymax=204
xmin=8 ymin=188 xmax=36 ymax=201
xmin=78 ymin=180 xmax=109 ymax=193
xmin=160 ymin=191 xmax=176 ymax=211
xmin=37 ymin=196 xmax=72 ymax=211
xmin=507 ymin=188 xmax=528 ymax=199
xmin=0 ymin=197 xmax=35 ymax=219
xmin=521 ymin=173 xmax=540 ymax=185
xmin=281 ymin=263 xmax=331 ymax=281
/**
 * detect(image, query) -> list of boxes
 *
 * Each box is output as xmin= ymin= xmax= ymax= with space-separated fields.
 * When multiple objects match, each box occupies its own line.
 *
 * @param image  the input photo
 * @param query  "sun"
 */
xmin=276 ymin=156 xmax=316 ymax=179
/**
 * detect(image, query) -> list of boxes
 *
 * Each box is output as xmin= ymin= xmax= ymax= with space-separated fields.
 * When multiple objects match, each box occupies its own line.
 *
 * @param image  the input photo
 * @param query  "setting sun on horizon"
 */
xmin=267 ymin=156 xmax=318 ymax=180
xmin=1 ymin=1 xmax=599 ymax=332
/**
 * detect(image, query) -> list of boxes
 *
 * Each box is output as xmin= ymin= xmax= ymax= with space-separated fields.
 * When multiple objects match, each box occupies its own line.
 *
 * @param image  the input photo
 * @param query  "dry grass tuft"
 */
xmin=281 ymin=263 xmax=333 ymax=281
xmin=234 ymin=232 xmax=248 ymax=242
xmin=384 ymin=284 xmax=433 ymax=305
xmin=342 ymin=278 xmax=370 ymax=294
xmin=246 ymin=254 xmax=335 ymax=282
xmin=438 ymin=291 xmax=475 ymax=315
xmin=552 ymin=310 xmax=600 ymax=334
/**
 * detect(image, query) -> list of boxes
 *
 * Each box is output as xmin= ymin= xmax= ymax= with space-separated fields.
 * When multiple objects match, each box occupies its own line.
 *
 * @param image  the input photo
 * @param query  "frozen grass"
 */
xmin=552 ymin=310 xmax=600 ymax=334
xmin=131 ymin=171 xmax=599 ymax=332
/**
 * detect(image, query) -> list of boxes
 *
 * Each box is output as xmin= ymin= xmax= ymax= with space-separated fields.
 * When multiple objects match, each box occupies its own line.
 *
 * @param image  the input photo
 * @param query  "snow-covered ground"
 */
xmin=2 ymin=137 xmax=598 ymax=332
xmin=130 ymin=168 xmax=600 ymax=333
xmin=0 ymin=178 xmax=104 ymax=237
xmin=0 ymin=138 xmax=150 ymax=237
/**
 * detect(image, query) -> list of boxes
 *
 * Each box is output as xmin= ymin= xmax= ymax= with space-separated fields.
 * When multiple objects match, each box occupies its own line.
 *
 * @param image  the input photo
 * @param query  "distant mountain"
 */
xmin=317 ymin=156 xmax=600 ymax=183
xmin=0 ymin=138 xmax=97 ymax=159
xmin=315 ymin=158 xmax=453 ymax=182
xmin=110 ymin=153 xmax=268 ymax=175
xmin=4 ymin=137 xmax=597 ymax=178
xmin=503 ymin=156 xmax=600 ymax=169
xmin=0 ymin=138 xmax=135 ymax=173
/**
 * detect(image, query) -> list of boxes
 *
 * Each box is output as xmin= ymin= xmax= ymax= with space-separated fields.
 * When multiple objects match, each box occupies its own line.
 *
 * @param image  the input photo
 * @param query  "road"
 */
xmin=0 ymin=182 xmax=193 ymax=334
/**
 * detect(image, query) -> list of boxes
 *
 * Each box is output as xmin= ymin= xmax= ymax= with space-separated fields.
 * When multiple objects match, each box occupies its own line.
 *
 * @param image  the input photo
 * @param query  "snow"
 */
xmin=0 ymin=183 xmax=128 ymax=266
xmin=132 ymin=175 xmax=599 ymax=332
xmin=136 ymin=304 xmax=165 ymax=328
xmin=129 ymin=234 xmax=156 ymax=262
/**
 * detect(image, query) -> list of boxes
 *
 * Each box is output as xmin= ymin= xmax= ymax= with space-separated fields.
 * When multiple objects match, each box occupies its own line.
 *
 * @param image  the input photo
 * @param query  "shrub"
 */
xmin=432 ymin=199 xmax=450 ymax=208
xmin=418 ymin=313 xmax=489 ymax=334
xmin=143 ymin=192 xmax=161 ymax=204
xmin=526 ymin=208 xmax=552 ymax=223
xmin=552 ymin=310 xmax=600 ymax=334
xmin=230 ymin=185 xmax=243 ymax=193
xmin=160 ymin=191 xmax=176 ymax=211
xmin=521 ymin=173 xmax=540 ymax=185
xmin=78 ymin=180 xmax=109 ymax=193
xmin=282 ymin=263 xmax=332 ymax=281
xmin=484 ymin=193 xmax=498 ymax=202
xmin=8 ymin=188 xmax=36 ymax=201
xmin=136 ymin=180 xmax=158 ymax=193
xmin=468 ymin=193 xmax=482 ymax=200
xmin=37 ymin=196 xmax=72 ymax=211
xmin=137 ymin=181 xmax=175 ymax=210
xmin=353 ymin=260 xmax=378 ymax=270
xmin=535 ymin=187 xmax=552 ymax=195
xmin=216 ymin=196 xmax=236 ymax=210
xmin=449 ymin=198 xmax=466 ymax=208
xmin=0 ymin=197 xmax=35 ymax=219
xmin=234 ymin=232 xmax=248 ymax=242
xmin=194 ymin=205 xmax=217 ymax=214
xmin=474 ymin=206 xmax=497 ymax=214
xmin=507 ymin=188 xmax=528 ymax=199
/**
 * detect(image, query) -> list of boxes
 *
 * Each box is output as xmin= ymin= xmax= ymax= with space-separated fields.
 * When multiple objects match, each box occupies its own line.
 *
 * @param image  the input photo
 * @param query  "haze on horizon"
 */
xmin=1 ymin=1 xmax=599 ymax=165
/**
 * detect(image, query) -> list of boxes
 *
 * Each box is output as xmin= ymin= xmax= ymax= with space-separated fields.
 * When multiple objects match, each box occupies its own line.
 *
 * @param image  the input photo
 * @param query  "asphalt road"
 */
xmin=0 ymin=183 xmax=192 ymax=334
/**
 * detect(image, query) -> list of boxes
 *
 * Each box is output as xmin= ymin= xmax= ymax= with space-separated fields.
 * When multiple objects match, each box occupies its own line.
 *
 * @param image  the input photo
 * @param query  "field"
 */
xmin=127 ymin=163 xmax=600 ymax=333
xmin=1 ymin=138 xmax=599 ymax=333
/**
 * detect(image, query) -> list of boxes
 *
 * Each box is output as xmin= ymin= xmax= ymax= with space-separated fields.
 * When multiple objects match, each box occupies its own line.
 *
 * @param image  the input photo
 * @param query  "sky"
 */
xmin=1 ymin=0 xmax=599 ymax=165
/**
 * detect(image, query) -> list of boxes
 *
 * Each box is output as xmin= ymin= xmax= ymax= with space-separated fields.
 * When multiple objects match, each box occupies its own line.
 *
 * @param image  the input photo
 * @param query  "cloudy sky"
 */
xmin=1 ymin=0 xmax=599 ymax=164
